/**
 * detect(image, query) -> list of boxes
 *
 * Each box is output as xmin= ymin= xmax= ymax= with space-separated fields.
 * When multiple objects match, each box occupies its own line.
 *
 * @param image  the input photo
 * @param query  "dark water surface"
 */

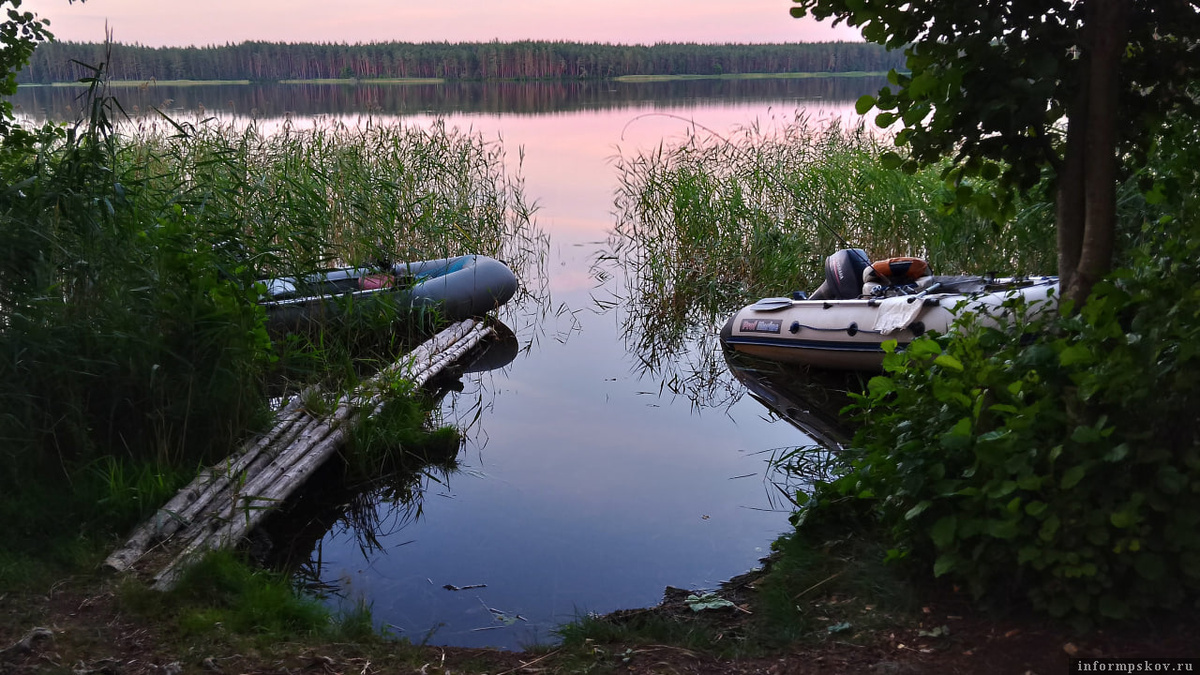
xmin=15 ymin=78 xmax=876 ymax=649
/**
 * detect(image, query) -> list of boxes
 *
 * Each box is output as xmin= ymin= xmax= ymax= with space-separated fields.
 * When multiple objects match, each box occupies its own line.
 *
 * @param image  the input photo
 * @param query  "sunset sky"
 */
xmin=23 ymin=0 xmax=863 ymax=47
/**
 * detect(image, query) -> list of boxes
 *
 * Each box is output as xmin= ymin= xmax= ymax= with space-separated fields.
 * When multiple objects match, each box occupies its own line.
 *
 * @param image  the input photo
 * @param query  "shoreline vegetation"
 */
xmin=18 ymin=70 xmax=889 ymax=87
xmin=19 ymin=39 xmax=905 ymax=85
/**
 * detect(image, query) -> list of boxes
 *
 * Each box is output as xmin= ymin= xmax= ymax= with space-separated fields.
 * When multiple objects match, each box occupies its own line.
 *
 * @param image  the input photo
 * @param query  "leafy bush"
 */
xmin=796 ymin=230 xmax=1200 ymax=623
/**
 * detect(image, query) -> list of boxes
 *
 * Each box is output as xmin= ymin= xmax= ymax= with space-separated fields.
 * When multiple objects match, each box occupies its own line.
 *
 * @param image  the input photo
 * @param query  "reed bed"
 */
xmin=0 ymin=87 xmax=543 ymax=550
xmin=126 ymin=114 xmax=543 ymax=280
xmin=608 ymin=114 xmax=1055 ymax=314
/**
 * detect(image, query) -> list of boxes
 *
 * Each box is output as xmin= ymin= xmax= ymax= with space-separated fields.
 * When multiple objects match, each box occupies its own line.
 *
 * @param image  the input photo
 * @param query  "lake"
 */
xmin=14 ymin=76 xmax=880 ymax=649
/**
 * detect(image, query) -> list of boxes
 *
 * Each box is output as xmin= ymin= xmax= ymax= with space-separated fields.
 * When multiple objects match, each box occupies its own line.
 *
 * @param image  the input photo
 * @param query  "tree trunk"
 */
xmin=1064 ymin=0 xmax=1130 ymax=308
xmin=1057 ymin=88 xmax=1087 ymax=303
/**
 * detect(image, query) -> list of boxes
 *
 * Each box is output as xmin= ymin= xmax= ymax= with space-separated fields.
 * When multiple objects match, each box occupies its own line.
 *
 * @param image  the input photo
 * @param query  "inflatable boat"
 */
xmin=720 ymin=249 xmax=1058 ymax=371
xmin=259 ymin=254 xmax=519 ymax=332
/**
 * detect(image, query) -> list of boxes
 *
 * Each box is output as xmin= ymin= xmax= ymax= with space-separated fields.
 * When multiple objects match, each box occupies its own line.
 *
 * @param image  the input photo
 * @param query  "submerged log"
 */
xmin=107 ymin=318 xmax=495 ymax=588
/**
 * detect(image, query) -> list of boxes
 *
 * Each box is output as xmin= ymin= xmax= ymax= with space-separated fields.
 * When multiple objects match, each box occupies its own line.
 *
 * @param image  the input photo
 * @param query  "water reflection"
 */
xmin=721 ymin=350 xmax=856 ymax=452
xmin=13 ymin=76 xmax=889 ymax=121
xmin=262 ymin=322 xmax=520 ymax=597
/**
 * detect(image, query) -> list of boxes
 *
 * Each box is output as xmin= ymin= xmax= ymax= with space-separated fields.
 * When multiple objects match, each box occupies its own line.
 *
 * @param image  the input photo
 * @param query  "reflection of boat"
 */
xmin=260 ymin=255 xmax=519 ymax=332
xmin=720 ymin=249 xmax=1058 ymax=371
xmin=423 ymin=318 xmax=521 ymax=397
xmin=723 ymin=350 xmax=853 ymax=451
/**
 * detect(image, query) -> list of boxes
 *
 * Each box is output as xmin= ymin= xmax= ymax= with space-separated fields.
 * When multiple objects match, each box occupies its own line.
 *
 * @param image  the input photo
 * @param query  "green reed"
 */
xmin=128 ymin=115 xmax=542 ymax=278
xmin=608 ymin=114 xmax=1056 ymax=318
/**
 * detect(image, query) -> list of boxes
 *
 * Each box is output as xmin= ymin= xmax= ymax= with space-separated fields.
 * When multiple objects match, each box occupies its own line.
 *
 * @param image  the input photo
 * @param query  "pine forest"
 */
xmin=19 ymin=40 xmax=903 ymax=83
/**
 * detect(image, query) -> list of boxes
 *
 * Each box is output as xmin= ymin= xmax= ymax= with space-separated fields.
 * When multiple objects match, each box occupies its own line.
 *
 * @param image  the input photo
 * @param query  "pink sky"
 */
xmin=24 ymin=0 xmax=863 ymax=47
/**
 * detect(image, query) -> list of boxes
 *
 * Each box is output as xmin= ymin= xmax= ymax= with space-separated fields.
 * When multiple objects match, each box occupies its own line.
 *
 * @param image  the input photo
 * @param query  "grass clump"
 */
xmin=119 ymin=549 xmax=379 ymax=646
xmin=346 ymin=379 xmax=463 ymax=481
xmin=753 ymin=526 xmax=922 ymax=647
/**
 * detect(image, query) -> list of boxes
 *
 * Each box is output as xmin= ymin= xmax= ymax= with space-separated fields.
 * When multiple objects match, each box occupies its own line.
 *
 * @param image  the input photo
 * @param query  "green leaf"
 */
xmin=1103 ymin=443 xmax=1129 ymax=462
xmin=986 ymin=519 xmax=1018 ymax=539
xmin=934 ymin=354 xmax=964 ymax=371
xmin=1058 ymin=343 xmax=1093 ymax=366
xmin=978 ymin=429 xmax=1011 ymax=444
xmin=863 ymin=18 xmax=889 ymax=42
xmin=1060 ymin=465 xmax=1086 ymax=489
xmin=1071 ymin=424 xmax=1104 ymax=444
xmin=1039 ymin=514 xmax=1061 ymax=541
xmin=1024 ymin=501 xmax=1048 ymax=517
xmin=933 ymin=553 xmax=956 ymax=577
xmin=930 ymin=514 xmax=957 ymax=548
xmin=855 ymin=94 xmax=877 ymax=115
xmin=1017 ymin=475 xmax=1043 ymax=490
xmin=1110 ymin=510 xmax=1137 ymax=529
xmin=685 ymin=593 xmax=736 ymax=612
xmin=905 ymin=500 xmax=932 ymax=521
xmin=867 ymin=375 xmax=896 ymax=397
xmin=949 ymin=417 xmax=972 ymax=436
xmin=1018 ymin=546 xmax=1041 ymax=565
xmin=907 ymin=339 xmax=943 ymax=359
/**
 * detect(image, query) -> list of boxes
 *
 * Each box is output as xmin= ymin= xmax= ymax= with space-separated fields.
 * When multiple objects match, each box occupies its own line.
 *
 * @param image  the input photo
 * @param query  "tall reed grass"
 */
xmin=607 ymin=114 xmax=1056 ymax=316
xmin=0 ymin=77 xmax=542 ymax=551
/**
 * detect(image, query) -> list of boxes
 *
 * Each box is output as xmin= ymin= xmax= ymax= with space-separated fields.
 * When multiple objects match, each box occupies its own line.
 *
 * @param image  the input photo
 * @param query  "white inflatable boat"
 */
xmin=719 ymin=249 xmax=1058 ymax=371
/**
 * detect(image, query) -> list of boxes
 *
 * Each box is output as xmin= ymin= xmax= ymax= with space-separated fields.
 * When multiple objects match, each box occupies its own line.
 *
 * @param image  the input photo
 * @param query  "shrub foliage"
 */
xmin=797 ymin=227 xmax=1200 ymax=622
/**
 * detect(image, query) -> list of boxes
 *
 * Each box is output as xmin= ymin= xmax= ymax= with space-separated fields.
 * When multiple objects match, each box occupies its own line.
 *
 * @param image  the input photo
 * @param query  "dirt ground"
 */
xmin=2 ymin=573 xmax=1196 ymax=675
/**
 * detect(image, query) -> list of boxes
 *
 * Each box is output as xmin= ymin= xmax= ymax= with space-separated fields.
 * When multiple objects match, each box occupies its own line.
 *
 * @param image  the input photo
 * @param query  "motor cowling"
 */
xmin=808 ymin=248 xmax=871 ymax=300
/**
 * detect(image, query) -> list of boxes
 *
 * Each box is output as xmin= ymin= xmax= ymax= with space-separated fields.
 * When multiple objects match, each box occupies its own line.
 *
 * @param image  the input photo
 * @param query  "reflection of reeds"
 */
xmin=269 ymin=459 xmax=460 ymax=599
xmin=601 ymin=114 xmax=1055 ymax=407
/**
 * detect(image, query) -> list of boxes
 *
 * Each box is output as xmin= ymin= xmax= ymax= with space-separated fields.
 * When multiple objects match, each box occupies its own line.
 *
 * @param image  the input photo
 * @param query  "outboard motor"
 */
xmin=808 ymin=248 xmax=871 ymax=300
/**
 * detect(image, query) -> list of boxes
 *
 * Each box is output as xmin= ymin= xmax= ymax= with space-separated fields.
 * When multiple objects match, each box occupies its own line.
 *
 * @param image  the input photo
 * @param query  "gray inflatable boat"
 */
xmin=260 ymin=255 xmax=519 ymax=332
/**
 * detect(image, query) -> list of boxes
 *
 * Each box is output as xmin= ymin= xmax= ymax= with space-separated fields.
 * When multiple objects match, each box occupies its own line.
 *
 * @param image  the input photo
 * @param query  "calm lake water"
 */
xmin=16 ymin=77 xmax=879 ymax=649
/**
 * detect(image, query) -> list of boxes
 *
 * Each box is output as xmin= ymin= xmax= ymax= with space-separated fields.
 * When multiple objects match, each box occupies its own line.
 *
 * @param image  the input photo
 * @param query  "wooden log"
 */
xmin=152 ymin=420 xmax=350 ymax=590
xmin=144 ymin=318 xmax=495 ymax=589
xmin=104 ymin=403 xmax=309 ymax=573
xmin=164 ymin=406 xmax=350 ymax=553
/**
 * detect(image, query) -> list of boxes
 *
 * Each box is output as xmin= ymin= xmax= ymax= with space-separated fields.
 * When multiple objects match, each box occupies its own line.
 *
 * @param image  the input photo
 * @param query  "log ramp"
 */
xmin=105 ymin=318 xmax=495 ymax=590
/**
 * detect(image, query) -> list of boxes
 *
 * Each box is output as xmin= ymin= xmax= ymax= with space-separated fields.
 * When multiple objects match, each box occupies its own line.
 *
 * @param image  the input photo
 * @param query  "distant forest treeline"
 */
xmin=18 ymin=40 xmax=904 ymax=84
